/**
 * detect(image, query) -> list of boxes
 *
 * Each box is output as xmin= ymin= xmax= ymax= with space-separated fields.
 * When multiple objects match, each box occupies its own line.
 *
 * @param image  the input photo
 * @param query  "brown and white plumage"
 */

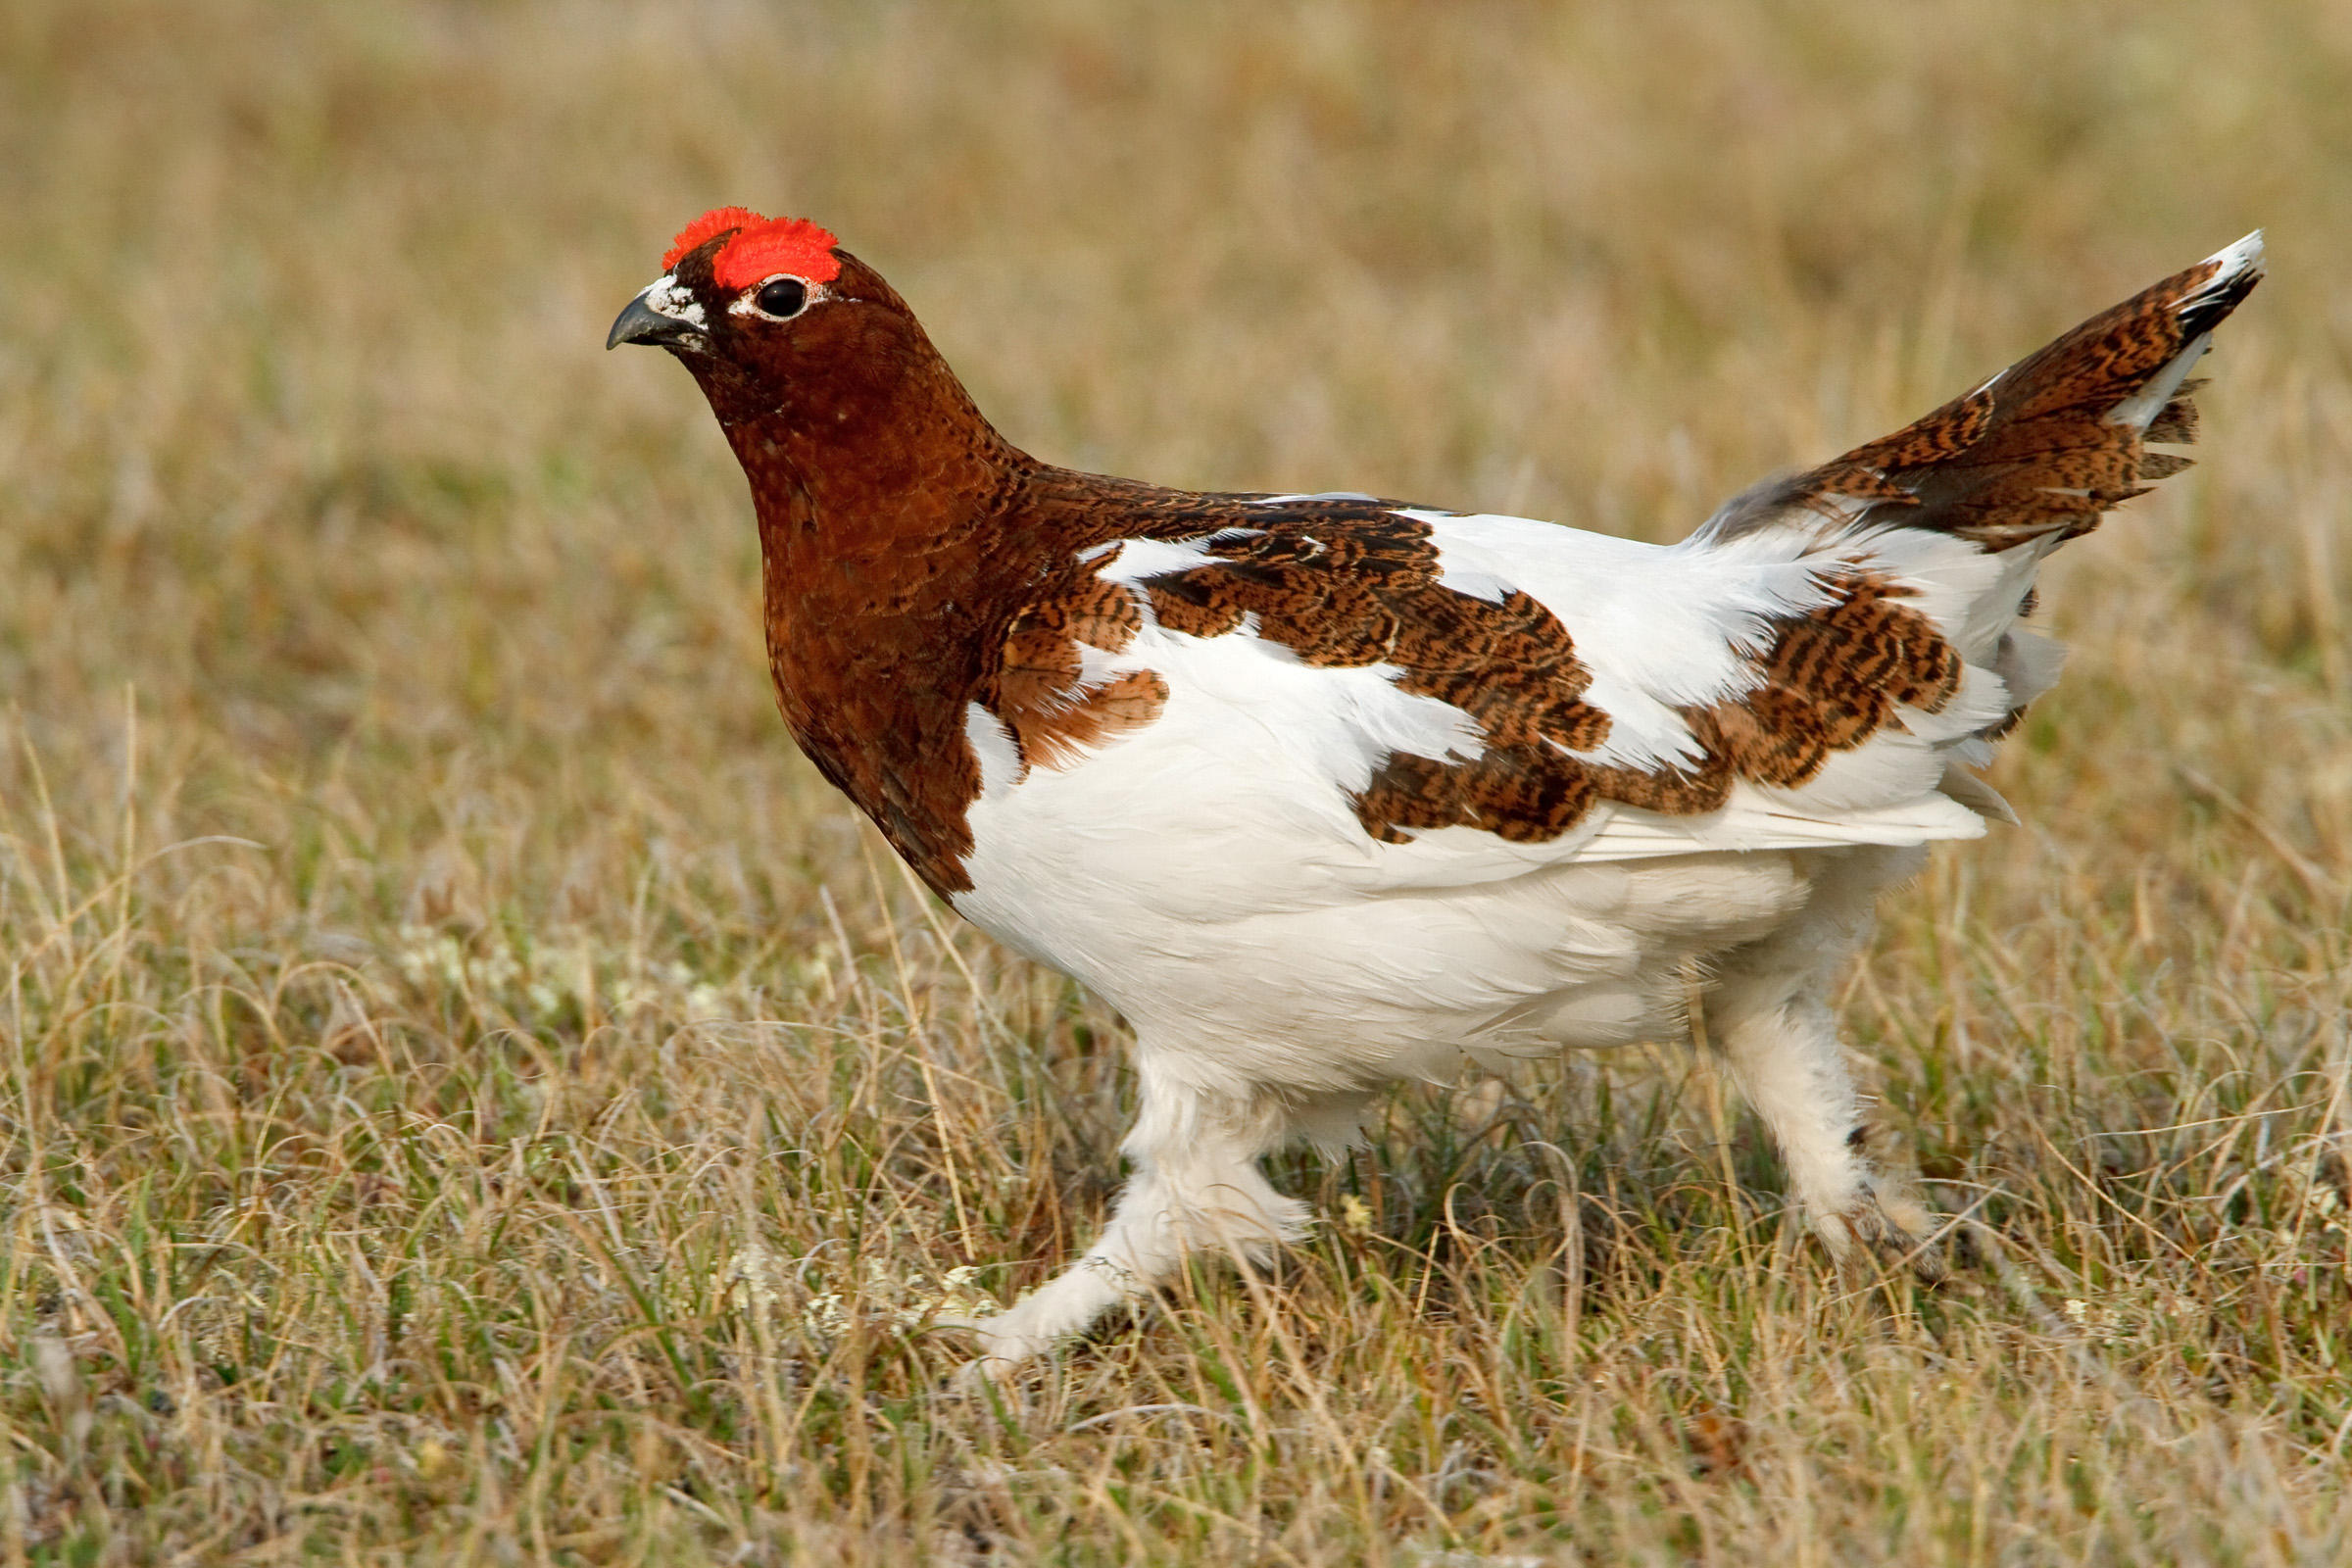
xmin=610 ymin=217 xmax=2262 ymax=1373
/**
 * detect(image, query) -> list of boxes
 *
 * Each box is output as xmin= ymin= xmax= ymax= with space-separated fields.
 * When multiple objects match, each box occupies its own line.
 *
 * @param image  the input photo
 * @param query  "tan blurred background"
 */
xmin=4 ymin=2 xmax=2346 ymax=1560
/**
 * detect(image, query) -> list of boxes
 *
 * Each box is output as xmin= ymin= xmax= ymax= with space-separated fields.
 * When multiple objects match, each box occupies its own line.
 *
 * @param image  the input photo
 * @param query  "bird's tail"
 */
xmin=1686 ymin=235 xmax=2262 ymax=818
xmin=1700 ymin=232 xmax=2264 ymax=555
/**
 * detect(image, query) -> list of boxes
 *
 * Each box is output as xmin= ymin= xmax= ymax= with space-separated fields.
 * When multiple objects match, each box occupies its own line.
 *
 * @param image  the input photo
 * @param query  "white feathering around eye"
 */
xmin=640 ymin=275 xmax=707 ymax=330
xmin=727 ymin=279 xmax=834 ymax=320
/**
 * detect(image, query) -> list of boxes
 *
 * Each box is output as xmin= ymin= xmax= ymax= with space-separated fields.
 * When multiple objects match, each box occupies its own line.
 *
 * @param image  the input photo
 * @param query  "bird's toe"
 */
xmin=1816 ymin=1181 xmax=1948 ymax=1286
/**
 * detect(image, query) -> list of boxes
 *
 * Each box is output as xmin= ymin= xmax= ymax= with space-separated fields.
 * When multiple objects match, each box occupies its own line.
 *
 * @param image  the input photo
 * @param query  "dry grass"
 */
xmin=5 ymin=1 xmax=2349 ymax=1561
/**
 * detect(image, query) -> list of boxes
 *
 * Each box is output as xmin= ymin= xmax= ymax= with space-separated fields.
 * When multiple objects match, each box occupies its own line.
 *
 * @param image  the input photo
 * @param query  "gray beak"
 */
xmin=607 ymin=292 xmax=695 ymax=350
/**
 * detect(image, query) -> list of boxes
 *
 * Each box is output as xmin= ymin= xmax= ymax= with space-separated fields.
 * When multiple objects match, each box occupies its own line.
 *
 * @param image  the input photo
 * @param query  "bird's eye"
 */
xmin=754 ymin=277 xmax=808 ymax=318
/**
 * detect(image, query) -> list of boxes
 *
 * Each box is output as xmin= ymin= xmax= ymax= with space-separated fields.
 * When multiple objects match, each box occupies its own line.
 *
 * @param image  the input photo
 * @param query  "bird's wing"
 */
xmin=1055 ymin=506 xmax=2000 ymax=892
xmin=968 ymin=236 xmax=2260 ymax=896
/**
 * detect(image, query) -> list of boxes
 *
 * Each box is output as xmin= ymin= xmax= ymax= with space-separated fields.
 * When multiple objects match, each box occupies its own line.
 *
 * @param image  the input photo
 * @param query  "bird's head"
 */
xmin=608 ymin=207 xmax=842 ymax=358
xmin=607 ymin=208 xmax=951 ymax=434
xmin=609 ymin=208 xmax=1012 ymax=513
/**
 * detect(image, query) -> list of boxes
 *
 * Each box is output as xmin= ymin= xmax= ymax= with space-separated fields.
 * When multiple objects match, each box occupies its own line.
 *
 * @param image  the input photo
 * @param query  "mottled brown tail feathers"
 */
xmin=1705 ymin=235 xmax=2263 ymax=552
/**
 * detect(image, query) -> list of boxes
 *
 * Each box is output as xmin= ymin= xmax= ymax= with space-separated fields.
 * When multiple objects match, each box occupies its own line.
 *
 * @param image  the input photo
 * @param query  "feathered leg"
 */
xmin=951 ymin=1059 xmax=1363 ymax=1378
xmin=1702 ymin=845 xmax=1944 ymax=1282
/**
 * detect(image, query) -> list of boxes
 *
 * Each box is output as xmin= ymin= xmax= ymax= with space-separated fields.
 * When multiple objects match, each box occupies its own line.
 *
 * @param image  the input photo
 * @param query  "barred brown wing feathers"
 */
xmin=995 ymin=503 xmax=1974 ymax=851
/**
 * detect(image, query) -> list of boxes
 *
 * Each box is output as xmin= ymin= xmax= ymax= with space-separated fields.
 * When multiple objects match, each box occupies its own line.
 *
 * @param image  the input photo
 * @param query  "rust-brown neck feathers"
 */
xmin=663 ymin=249 xmax=1042 ymax=891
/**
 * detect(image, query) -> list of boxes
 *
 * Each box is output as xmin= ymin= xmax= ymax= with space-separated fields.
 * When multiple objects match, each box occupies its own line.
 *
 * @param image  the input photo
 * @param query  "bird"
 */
xmin=609 ymin=209 xmax=2261 ymax=1373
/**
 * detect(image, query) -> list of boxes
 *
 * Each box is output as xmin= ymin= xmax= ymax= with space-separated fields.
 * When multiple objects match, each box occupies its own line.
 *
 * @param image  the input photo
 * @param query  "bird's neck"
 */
xmin=705 ymin=349 xmax=1028 ymax=587
xmin=693 ymin=338 xmax=1030 ymax=895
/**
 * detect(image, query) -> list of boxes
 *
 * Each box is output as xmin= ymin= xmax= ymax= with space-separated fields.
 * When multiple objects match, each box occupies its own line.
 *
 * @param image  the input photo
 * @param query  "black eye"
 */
xmin=754 ymin=277 xmax=807 ymax=318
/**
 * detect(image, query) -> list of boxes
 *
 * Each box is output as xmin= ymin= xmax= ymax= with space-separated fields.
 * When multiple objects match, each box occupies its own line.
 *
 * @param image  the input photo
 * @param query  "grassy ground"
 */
xmin=5 ymin=1 xmax=2349 ymax=1561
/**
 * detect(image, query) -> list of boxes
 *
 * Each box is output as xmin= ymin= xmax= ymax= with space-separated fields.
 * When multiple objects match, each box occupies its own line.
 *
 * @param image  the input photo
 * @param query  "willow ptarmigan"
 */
xmin=610 ymin=212 xmax=2260 ymax=1372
